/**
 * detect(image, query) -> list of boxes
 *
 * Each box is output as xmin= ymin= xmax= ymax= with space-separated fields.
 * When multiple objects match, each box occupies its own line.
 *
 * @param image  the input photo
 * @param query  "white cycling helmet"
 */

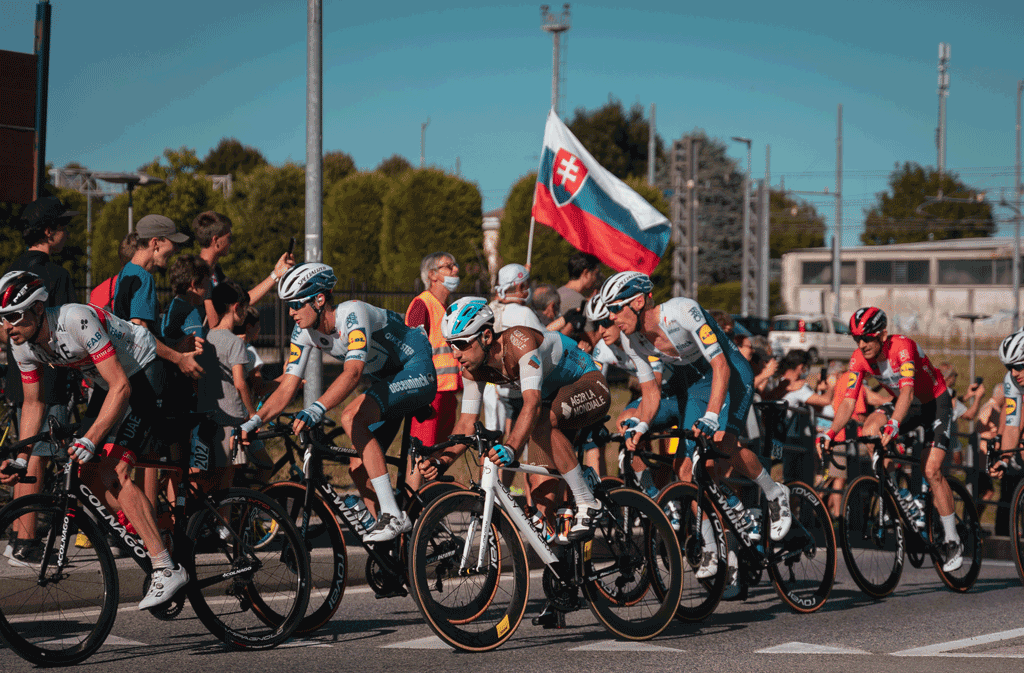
xmin=584 ymin=294 xmax=609 ymax=322
xmin=0 ymin=270 xmax=48 ymax=315
xmin=441 ymin=297 xmax=494 ymax=341
xmin=277 ymin=263 xmax=337 ymax=303
xmin=1000 ymin=329 xmax=1024 ymax=366
xmin=599 ymin=271 xmax=653 ymax=308
xmin=495 ymin=263 xmax=529 ymax=299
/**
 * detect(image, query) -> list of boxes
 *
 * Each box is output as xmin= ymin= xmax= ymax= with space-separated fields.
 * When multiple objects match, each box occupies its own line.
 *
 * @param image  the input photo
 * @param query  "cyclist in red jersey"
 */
xmin=819 ymin=307 xmax=962 ymax=572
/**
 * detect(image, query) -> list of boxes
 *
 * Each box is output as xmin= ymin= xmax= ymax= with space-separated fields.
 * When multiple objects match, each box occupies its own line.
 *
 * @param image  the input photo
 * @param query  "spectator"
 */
xmin=558 ymin=252 xmax=602 ymax=344
xmin=531 ymin=284 xmax=561 ymax=326
xmin=492 ymin=263 xmax=545 ymax=332
xmin=161 ymin=255 xmax=211 ymax=347
xmin=90 ymin=232 xmax=138 ymax=309
xmin=404 ymin=252 xmax=462 ymax=489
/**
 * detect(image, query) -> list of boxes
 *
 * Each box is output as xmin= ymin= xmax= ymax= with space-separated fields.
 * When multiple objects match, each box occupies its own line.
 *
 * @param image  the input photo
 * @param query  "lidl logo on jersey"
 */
xmin=899 ymin=362 xmax=915 ymax=378
xmin=1006 ymin=398 xmax=1018 ymax=417
xmin=348 ymin=329 xmax=367 ymax=350
xmin=288 ymin=344 xmax=302 ymax=364
xmin=846 ymin=372 xmax=859 ymax=389
xmin=698 ymin=324 xmax=717 ymax=346
xmin=550 ymin=148 xmax=589 ymax=207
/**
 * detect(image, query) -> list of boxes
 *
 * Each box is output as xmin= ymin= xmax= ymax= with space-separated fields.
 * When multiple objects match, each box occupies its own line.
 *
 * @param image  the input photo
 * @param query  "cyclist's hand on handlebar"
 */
xmin=816 ymin=429 xmax=836 ymax=459
xmin=69 ymin=437 xmax=96 ymax=464
xmin=292 ymin=401 xmax=326 ymax=434
xmin=621 ymin=417 xmax=648 ymax=451
xmin=880 ymin=418 xmax=899 ymax=446
xmin=486 ymin=443 xmax=515 ymax=466
xmin=692 ymin=412 xmax=719 ymax=441
xmin=0 ymin=457 xmax=28 ymax=485
xmin=418 ymin=456 xmax=444 ymax=481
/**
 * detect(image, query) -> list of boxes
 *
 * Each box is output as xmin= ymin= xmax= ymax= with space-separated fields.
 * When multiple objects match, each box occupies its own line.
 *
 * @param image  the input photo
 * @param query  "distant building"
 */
xmin=482 ymin=208 xmax=503 ymax=288
xmin=780 ymin=237 xmax=1021 ymax=337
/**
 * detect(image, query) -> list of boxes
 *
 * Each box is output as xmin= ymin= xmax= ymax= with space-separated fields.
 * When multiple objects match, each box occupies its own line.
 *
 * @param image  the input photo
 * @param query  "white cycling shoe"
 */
xmin=768 ymin=485 xmax=792 ymax=541
xmin=695 ymin=550 xmax=719 ymax=579
xmin=139 ymin=565 xmax=188 ymax=610
xmin=363 ymin=512 xmax=412 ymax=543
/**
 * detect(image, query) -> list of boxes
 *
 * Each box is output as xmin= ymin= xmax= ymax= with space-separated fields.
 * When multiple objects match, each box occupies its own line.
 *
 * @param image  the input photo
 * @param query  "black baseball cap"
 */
xmin=21 ymin=196 xmax=78 ymax=231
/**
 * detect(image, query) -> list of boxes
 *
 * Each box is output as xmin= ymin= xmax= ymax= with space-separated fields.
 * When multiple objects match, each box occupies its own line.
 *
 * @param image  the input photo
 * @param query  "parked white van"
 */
xmin=768 ymin=314 xmax=852 ymax=363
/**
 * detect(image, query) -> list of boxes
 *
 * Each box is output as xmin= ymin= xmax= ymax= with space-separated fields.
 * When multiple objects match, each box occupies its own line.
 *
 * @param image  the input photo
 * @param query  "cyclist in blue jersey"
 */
xmin=598 ymin=272 xmax=793 ymax=574
xmin=417 ymin=297 xmax=611 ymax=540
xmin=240 ymin=263 xmax=437 ymax=543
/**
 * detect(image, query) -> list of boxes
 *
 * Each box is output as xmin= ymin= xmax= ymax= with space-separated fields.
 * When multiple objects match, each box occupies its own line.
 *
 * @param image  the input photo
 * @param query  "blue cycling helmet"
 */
xmin=599 ymin=271 xmax=653 ymax=308
xmin=441 ymin=297 xmax=494 ymax=341
xmin=277 ymin=263 xmax=337 ymax=302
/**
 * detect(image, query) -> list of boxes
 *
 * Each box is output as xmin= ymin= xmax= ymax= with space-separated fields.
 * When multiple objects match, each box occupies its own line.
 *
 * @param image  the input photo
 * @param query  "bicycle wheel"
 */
xmin=927 ymin=477 xmax=982 ymax=592
xmin=262 ymin=482 xmax=347 ymax=634
xmin=407 ymin=490 xmax=528 ymax=652
xmin=0 ymin=495 xmax=118 ymax=666
xmin=768 ymin=481 xmax=836 ymax=613
xmin=1013 ymin=480 xmax=1024 ymax=587
xmin=185 ymin=487 xmax=310 ymax=649
xmin=655 ymin=481 xmax=725 ymax=622
xmin=894 ymin=471 xmax=926 ymax=569
xmin=583 ymin=486 xmax=683 ymax=640
xmin=404 ymin=480 xmax=465 ymax=522
xmin=839 ymin=475 xmax=904 ymax=598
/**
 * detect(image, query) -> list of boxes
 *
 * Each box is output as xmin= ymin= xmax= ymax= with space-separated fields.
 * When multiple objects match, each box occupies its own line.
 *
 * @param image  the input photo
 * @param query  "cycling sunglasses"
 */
xmin=1006 ymin=363 xmax=1024 ymax=372
xmin=0 ymin=310 xmax=31 ymax=326
xmin=852 ymin=334 xmax=880 ymax=344
xmin=595 ymin=318 xmax=615 ymax=328
xmin=446 ymin=335 xmax=479 ymax=351
xmin=286 ymin=298 xmax=313 ymax=311
xmin=606 ymin=302 xmax=630 ymax=315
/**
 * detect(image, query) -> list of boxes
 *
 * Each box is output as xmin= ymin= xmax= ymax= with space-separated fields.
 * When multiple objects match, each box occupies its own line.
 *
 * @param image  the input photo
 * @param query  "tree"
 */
xmin=769 ymin=189 xmax=826 ymax=257
xmin=201 ymin=138 xmax=268 ymax=177
xmin=375 ymin=154 xmax=413 ymax=177
xmin=862 ymin=162 xmax=994 ymax=245
xmin=323 ymin=171 xmax=394 ymax=286
xmin=379 ymin=169 xmax=483 ymax=290
xmin=323 ymin=151 xmax=356 ymax=186
xmin=567 ymin=99 xmax=662 ymax=181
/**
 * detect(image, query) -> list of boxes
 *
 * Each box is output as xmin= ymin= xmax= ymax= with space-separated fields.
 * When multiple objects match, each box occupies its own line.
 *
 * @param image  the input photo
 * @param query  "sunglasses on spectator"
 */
xmin=1006 ymin=363 xmax=1024 ymax=372
xmin=446 ymin=335 xmax=478 ymax=351
xmin=852 ymin=334 xmax=879 ymax=344
xmin=0 ymin=310 xmax=31 ymax=326
xmin=596 ymin=318 xmax=614 ymax=328
xmin=286 ymin=298 xmax=314 ymax=311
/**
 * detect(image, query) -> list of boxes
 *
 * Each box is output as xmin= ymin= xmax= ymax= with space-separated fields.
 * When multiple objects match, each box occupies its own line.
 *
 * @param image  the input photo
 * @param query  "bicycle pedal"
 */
xmin=532 ymin=609 xmax=566 ymax=629
xmin=373 ymin=588 xmax=408 ymax=599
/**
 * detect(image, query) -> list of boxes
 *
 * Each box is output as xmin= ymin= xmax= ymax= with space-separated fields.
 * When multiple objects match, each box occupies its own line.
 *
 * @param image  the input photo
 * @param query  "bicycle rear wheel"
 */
xmin=0 ymin=495 xmax=118 ymax=666
xmin=262 ymin=482 xmax=347 ymax=634
xmin=185 ymin=488 xmax=310 ymax=649
xmin=407 ymin=490 xmax=528 ymax=652
xmin=655 ymin=481 xmax=725 ymax=622
xmin=768 ymin=481 xmax=836 ymax=613
xmin=928 ymin=477 xmax=981 ymax=592
xmin=584 ymin=486 xmax=682 ymax=640
xmin=839 ymin=475 xmax=904 ymax=598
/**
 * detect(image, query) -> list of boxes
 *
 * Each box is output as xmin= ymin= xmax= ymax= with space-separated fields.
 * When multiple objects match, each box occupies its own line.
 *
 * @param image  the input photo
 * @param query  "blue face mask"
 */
xmin=442 ymin=275 xmax=460 ymax=292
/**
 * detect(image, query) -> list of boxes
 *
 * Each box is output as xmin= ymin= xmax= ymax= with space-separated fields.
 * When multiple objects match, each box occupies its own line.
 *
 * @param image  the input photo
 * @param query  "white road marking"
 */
xmin=891 ymin=628 xmax=1024 ymax=658
xmin=758 ymin=642 xmax=871 ymax=655
xmin=569 ymin=640 xmax=683 ymax=652
xmin=382 ymin=636 xmax=452 ymax=649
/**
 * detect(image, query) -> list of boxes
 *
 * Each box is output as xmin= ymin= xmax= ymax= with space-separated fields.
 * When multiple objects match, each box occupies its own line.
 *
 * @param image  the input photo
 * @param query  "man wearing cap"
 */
xmin=1 ymin=196 xmax=78 ymax=542
xmin=404 ymin=252 xmax=461 ymax=489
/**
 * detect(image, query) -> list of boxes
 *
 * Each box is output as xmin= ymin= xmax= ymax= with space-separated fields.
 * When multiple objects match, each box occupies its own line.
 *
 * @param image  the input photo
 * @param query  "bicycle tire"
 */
xmin=583 ymin=486 xmax=683 ymax=640
xmin=655 ymin=481 xmax=726 ymax=622
xmin=185 ymin=487 xmax=310 ymax=649
xmin=0 ymin=495 xmax=118 ymax=666
xmin=894 ymin=471 xmax=926 ymax=569
xmin=839 ymin=475 xmax=904 ymax=598
xmin=407 ymin=489 xmax=528 ymax=652
xmin=262 ymin=482 xmax=347 ymax=634
xmin=768 ymin=481 xmax=836 ymax=613
xmin=1013 ymin=479 xmax=1024 ymax=587
xmin=928 ymin=477 xmax=982 ymax=592
xmin=404 ymin=480 xmax=466 ymax=523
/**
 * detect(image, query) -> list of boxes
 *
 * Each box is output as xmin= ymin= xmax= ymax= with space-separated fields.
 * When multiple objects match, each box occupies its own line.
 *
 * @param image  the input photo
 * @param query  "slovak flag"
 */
xmin=532 ymin=109 xmax=670 ymax=274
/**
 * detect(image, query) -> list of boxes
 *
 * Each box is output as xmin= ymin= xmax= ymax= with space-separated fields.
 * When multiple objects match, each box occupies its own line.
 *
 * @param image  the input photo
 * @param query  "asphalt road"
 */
xmin=2 ymin=553 xmax=1022 ymax=673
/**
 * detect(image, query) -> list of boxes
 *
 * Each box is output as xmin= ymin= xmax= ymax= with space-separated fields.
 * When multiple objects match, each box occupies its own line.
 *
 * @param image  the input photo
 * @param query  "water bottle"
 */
xmin=723 ymin=487 xmax=759 ymax=542
xmin=529 ymin=509 xmax=556 ymax=544
xmin=663 ymin=500 xmax=682 ymax=532
xmin=582 ymin=465 xmax=601 ymax=492
xmin=555 ymin=508 xmax=574 ymax=546
xmin=343 ymin=494 xmax=376 ymax=534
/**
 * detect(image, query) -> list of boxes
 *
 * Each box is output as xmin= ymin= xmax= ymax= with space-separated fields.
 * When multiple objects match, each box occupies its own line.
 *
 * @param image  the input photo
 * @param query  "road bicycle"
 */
xmin=256 ymin=407 xmax=464 ymax=634
xmin=830 ymin=434 xmax=982 ymax=598
xmin=985 ymin=439 xmax=1024 ymax=586
xmin=406 ymin=422 xmax=683 ymax=652
xmin=655 ymin=428 xmax=837 ymax=615
xmin=0 ymin=416 xmax=311 ymax=666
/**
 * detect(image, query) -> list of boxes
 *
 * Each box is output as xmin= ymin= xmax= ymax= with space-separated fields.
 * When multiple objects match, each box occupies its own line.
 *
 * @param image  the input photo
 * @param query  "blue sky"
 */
xmin=3 ymin=0 xmax=1021 ymax=247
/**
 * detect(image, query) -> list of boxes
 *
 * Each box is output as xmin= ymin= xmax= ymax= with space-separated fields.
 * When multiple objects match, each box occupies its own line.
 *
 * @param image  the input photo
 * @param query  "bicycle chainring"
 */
xmin=542 ymin=566 xmax=580 ymax=612
xmin=365 ymin=554 xmax=407 ymax=598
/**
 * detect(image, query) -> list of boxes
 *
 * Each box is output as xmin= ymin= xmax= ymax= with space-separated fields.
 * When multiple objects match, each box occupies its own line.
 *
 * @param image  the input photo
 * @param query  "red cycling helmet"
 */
xmin=849 ymin=306 xmax=887 ymax=336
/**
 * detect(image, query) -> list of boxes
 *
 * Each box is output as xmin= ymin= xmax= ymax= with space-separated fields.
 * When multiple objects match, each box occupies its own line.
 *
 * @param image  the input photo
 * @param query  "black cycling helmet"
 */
xmin=849 ymin=306 xmax=887 ymax=337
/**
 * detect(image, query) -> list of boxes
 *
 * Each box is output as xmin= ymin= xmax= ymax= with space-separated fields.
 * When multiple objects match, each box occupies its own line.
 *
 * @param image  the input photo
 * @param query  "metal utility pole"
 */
xmin=648 ymin=103 xmax=656 ymax=185
xmin=937 ymin=43 xmax=950 ymax=197
xmin=759 ymin=145 xmax=771 ymax=318
xmin=1015 ymin=80 xmax=1022 ymax=331
xmin=540 ymin=4 xmax=570 ymax=116
xmin=833 ymin=104 xmax=843 ymax=320
xmin=304 ymin=0 xmax=323 ymax=404
xmin=420 ymin=118 xmax=430 ymax=168
xmin=732 ymin=137 xmax=753 ymax=316
xmin=670 ymin=138 xmax=698 ymax=299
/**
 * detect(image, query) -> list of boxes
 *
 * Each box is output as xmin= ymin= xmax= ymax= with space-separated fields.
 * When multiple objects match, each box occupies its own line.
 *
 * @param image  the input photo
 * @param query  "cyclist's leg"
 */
xmin=10 ymin=403 xmax=65 ymax=541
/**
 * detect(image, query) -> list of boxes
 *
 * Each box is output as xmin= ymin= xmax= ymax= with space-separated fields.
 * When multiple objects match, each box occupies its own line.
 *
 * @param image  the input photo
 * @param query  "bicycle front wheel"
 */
xmin=768 ymin=481 xmax=836 ymax=613
xmin=262 ymin=482 xmax=347 ymax=635
xmin=0 ymin=495 xmax=118 ymax=666
xmin=839 ymin=475 xmax=904 ymax=598
xmin=655 ymin=481 xmax=725 ymax=622
xmin=1013 ymin=480 xmax=1024 ymax=587
xmin=928 ymin=477 xmax=981 ymax=592
xmin=185 ymin=488 xmax=310 ymax=649
xmin=584 ymin=486 xmax=682 ymax=641
xmin=407 ymin=490 xmax=528 ymax=652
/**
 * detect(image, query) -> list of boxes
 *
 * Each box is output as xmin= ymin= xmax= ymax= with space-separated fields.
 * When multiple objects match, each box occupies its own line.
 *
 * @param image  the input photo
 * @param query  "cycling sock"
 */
xmin=151 ymin=549 xmax=172 ymax=570
xmin=940 ymin=513 xmax=959 ymax=543
xmin=564 ymin=465 xmax=598 ymax=508
xmin=701 ymin=518 xmax=715 ymax=552
xmin=370 ymin=475 xmax=400 ymax=517
xmin=753 ymin=469 xmax=784 ymax=501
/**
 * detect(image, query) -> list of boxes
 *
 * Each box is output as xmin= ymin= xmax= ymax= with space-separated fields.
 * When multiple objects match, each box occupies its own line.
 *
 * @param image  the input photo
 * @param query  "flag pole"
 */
xmin=526 ymin=216 xmax=537 ymax=267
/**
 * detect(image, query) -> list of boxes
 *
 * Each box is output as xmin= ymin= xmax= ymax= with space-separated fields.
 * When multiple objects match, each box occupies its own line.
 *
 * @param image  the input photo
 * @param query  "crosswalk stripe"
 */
xmin=891 ymin=628 xmax=1024 ymax=658
xmin=382 ymin=636 xmax=451 ymax=649
xmin=569 ymin=640 xmax=683 ymax=652
xmin=758 ymin=642 xmax=870 ymax=655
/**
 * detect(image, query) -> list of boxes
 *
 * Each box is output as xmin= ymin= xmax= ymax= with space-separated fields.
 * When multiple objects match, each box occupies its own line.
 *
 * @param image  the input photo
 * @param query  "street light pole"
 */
xmin=1015 ymin=79 xmax=1022 ymax=332
xmin=731 ymin=136 xmax=752 ymax=317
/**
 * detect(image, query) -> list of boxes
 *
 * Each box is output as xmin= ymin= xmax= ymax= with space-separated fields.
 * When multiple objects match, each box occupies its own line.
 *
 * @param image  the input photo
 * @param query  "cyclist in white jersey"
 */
xmin=0 ymin=271 xmax=186 ymax=609
xmin=240 ymin=263 xmax=437 ymax=543
xmin=994 ymin=330 xmax=1024 ymax=478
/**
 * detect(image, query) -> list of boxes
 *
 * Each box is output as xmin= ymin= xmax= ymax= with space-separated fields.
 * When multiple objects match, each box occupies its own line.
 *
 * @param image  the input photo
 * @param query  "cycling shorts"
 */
xmin=80 ymin=360 xmax=164 ymax=459
xmin=879 ymin=390 xmax=953 ymax=453
xmin=674 ymin=357 xmax=753 ymax=458
xmin=363 ymin=342 xmax=437 ymax=449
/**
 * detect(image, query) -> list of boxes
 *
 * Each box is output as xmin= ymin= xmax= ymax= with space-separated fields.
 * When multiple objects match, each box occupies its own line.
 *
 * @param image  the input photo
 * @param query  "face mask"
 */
xmin=442 ymin=275 xmax=460 ymax=292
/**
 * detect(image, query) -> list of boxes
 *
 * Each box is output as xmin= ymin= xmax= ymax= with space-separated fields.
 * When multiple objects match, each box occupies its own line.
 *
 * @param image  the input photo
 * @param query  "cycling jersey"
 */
xmin=844 ymin=334 xmax=946 ymax=404
xmin=461 ymin=327 xmax=599 ymax=415
xmin=12 ymin=303 xmax=157 ymax=390
xmin=1003 ymin=372 xmax=1024 ymax=428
